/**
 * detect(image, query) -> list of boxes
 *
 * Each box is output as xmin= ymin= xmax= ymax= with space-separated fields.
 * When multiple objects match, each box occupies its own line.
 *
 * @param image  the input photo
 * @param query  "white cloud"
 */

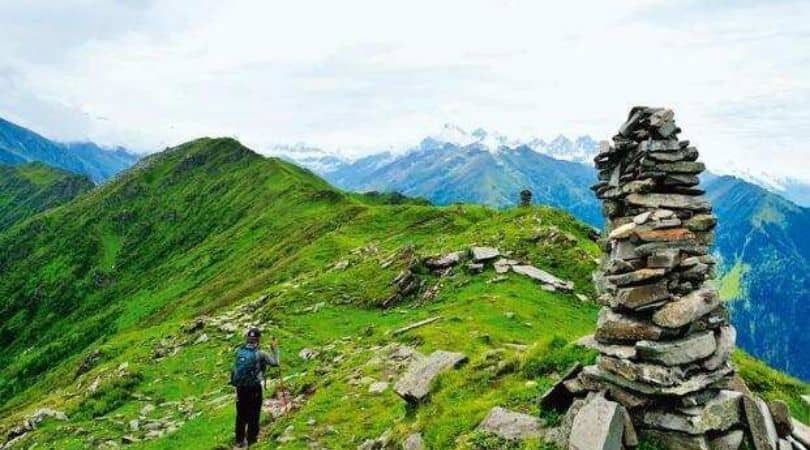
xmin=1 ymin=0 xmax=809 ymax=178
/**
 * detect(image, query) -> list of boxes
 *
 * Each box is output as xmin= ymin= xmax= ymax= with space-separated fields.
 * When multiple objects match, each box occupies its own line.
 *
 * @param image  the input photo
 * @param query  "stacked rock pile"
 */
xmin=589 ymin=107 xmax=735 ymax=403
xmin=537 ymin=108 xmax=809 ymax=450
xmin=586 ymin=106 xmax=739 ymax=448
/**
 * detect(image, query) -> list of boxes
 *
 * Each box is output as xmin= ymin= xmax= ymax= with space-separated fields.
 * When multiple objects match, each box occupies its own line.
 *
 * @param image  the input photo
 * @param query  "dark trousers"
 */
xmin=235 ymin=385 xmax=263 ymax=444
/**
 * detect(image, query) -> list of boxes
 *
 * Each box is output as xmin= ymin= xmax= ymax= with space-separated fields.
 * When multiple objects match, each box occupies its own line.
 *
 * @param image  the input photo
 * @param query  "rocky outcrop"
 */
xmin=420 ymin=245 xmax=577 ymax=296
xmin=1 ymin=408 xmax=68 ymax=449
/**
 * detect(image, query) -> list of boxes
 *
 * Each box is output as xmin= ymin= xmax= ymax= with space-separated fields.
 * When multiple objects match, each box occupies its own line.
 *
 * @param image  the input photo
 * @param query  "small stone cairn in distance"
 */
xmin=538 ymin=107 xmax=809 ymax=450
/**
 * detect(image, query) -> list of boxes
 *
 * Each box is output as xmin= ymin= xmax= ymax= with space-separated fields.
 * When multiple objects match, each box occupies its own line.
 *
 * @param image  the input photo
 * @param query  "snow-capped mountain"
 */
xmin=273 ymin=125 xmax=810 ymax=209
xmin=424 ymin=123 xmax=599 ymax=164
xmin=541 ymin=135 xmax=601 ymax=164
xmin=427 ymin=124 xmax=525 ymax=150
xmin=269 ymin=125 xmax=601 ymax=178
xmin=268 ymin=143 xmax=349 ymax=174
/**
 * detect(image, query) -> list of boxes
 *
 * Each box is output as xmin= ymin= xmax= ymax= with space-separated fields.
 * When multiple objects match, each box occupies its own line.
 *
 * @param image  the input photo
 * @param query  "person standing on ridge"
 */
xmin=230 ymin=327 xmax=279 ymax=448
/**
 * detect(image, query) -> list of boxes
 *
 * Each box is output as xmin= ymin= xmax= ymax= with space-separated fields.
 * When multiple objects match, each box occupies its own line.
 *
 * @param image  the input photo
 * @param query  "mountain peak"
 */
xmin=430 ymin=123 xmax=476 ymax=147
xmin=550 ymin=135 xmax=572 ymax=146
xmin=471 ymin=127 xmax=488 ymax=139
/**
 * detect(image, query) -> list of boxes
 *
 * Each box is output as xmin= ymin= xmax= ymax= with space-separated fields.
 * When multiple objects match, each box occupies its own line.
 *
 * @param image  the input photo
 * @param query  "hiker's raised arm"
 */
xmin=265 ymin=340 xmax=280 ymax=367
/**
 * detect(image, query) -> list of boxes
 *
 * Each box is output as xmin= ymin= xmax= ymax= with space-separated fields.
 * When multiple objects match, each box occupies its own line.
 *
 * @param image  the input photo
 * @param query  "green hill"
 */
xmin=0 ymin=162 xmax=94 ymax=232
xmin=0 ymin=138 xmax=806 ymax=449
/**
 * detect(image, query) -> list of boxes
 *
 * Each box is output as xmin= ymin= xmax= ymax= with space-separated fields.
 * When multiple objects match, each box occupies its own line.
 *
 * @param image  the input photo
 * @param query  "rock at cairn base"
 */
xmin=476 ymin=407 xmax=545 ymax=441
xmin=569 ymin=395 xmax=625 ymax=450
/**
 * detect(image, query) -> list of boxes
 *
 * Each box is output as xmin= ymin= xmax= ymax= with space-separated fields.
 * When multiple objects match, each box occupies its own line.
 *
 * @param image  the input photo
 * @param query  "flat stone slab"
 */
xmin=493 ymin=258 xmax=517 ymax=274
xmin=599 ymin=356 xmax=687 ymax=387
xmin=583 ymin=364 xmax=732 ymax=397
xmin=626 ymin=193 xmax=711 ymax=212
xmin=426 ymin=251 xmax=464 ymax=268
xmin=641 ymin=390 xmax=742 ymax=435
xmin=605 ymin=268 xmax=667 ymax=287
xmin=470 ymin=246 xmax=500 ymax=262
xmin=511 ymin=265 xmax=574 ymax=291
xmin=577 ymin=334 xmax=637 ymax=360
xmin=635 ymin=331 xmax=717 ymax=366
xmin=653 ymin=287 xmax=720 ymax=328
xmin=569 ymin=395 xmax=624 ymax=450
xmin=595 ymin=308 xmax=668 ymax=344
xmin=611 ymin=279 xmax=670 ymax=309
xmin=477 ymin=406 xmax=545 ymax=441
xmin=394 ymin=350 xmax=467 ymax=403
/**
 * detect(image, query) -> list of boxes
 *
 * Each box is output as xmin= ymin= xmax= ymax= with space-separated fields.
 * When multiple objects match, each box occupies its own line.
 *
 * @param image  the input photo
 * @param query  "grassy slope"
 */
xmin=0 ymin=139 xmax=806 ymax=449
xmin=0 ymin=162 xmax=94 ymax=232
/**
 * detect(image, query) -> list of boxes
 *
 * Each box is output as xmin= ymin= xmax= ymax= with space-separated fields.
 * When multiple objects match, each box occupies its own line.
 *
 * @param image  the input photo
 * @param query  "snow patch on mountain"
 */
xmin=268 ymin=143 xmax=350 ymax=173
xmin=425 ymin=123 xmax=598 ymax=163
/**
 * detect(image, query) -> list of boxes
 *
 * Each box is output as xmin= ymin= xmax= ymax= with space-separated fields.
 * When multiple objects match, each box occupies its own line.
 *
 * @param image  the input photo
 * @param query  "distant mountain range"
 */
xmin=277 ymin=129 xmax=810 ymax=381
xmin=273 ymin=126 xmax=604 ymax=226
xmin=0 ymin=117 xmax=139 ymax=183
xmin=276 ymin=124 xmax=810 ymax=208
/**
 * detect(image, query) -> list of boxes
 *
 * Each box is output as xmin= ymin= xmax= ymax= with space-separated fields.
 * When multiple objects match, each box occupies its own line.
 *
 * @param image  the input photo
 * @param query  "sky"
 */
xmin=1 ymin=0 xmax=809 ymax=180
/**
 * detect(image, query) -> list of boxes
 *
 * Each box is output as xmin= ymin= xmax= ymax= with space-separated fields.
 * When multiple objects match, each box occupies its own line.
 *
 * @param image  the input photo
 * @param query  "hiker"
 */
xmin=230 ymin=326 xmax=279 ymax=448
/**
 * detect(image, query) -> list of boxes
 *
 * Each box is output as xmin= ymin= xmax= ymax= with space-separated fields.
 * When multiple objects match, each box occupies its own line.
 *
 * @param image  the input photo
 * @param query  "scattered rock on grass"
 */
xmin=476 ymin=407 xmax=545 ymax=441
xmin=402 ymin=432 xmax=425 ymax=450
xmin=511 ymin=265 xmax=574 ymax=291
xmin=470 ymin=246 xmax=500 ymax=262
xmin=368 ymin=381 xmax=388 ymax=394
xmin=394 ymin=351 xmax=467 ymax=403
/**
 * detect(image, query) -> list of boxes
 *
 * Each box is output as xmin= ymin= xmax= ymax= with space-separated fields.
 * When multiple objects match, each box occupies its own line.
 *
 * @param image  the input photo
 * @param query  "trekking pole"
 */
xmin=276 ymin=365 xmax=291 ymax=412
xmin=272 ymin=337 xmax=291 ymax=412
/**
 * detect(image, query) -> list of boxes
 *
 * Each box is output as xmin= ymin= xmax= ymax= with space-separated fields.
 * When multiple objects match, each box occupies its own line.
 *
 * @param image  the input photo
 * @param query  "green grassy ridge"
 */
xmin=0 ymin=162 xmax=94 ymax=232
xmin=0 ymin=137 xmax=356 ymax=403
xmin=0 ymin=138 xmax=806 ymax=449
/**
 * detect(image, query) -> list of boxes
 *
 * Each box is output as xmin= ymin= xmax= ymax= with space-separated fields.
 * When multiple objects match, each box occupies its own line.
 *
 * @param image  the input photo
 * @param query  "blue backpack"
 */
xmin=230 ymin=345 xmax=262 ymax=387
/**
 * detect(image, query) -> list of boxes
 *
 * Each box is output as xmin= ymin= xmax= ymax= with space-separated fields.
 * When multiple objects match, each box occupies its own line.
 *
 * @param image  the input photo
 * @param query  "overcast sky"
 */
xmin=1 ymin=0 xmax=809 ymax=179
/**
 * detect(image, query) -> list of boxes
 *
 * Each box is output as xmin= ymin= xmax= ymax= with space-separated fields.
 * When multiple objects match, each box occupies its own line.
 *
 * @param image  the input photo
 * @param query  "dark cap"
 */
xmin=246 ymin=327 xmax=261 ymax=338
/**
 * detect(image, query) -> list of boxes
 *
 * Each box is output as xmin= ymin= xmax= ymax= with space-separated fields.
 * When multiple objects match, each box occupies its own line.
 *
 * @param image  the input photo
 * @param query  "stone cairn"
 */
xmin=539 ymin=107 xmax=810 ymax=450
